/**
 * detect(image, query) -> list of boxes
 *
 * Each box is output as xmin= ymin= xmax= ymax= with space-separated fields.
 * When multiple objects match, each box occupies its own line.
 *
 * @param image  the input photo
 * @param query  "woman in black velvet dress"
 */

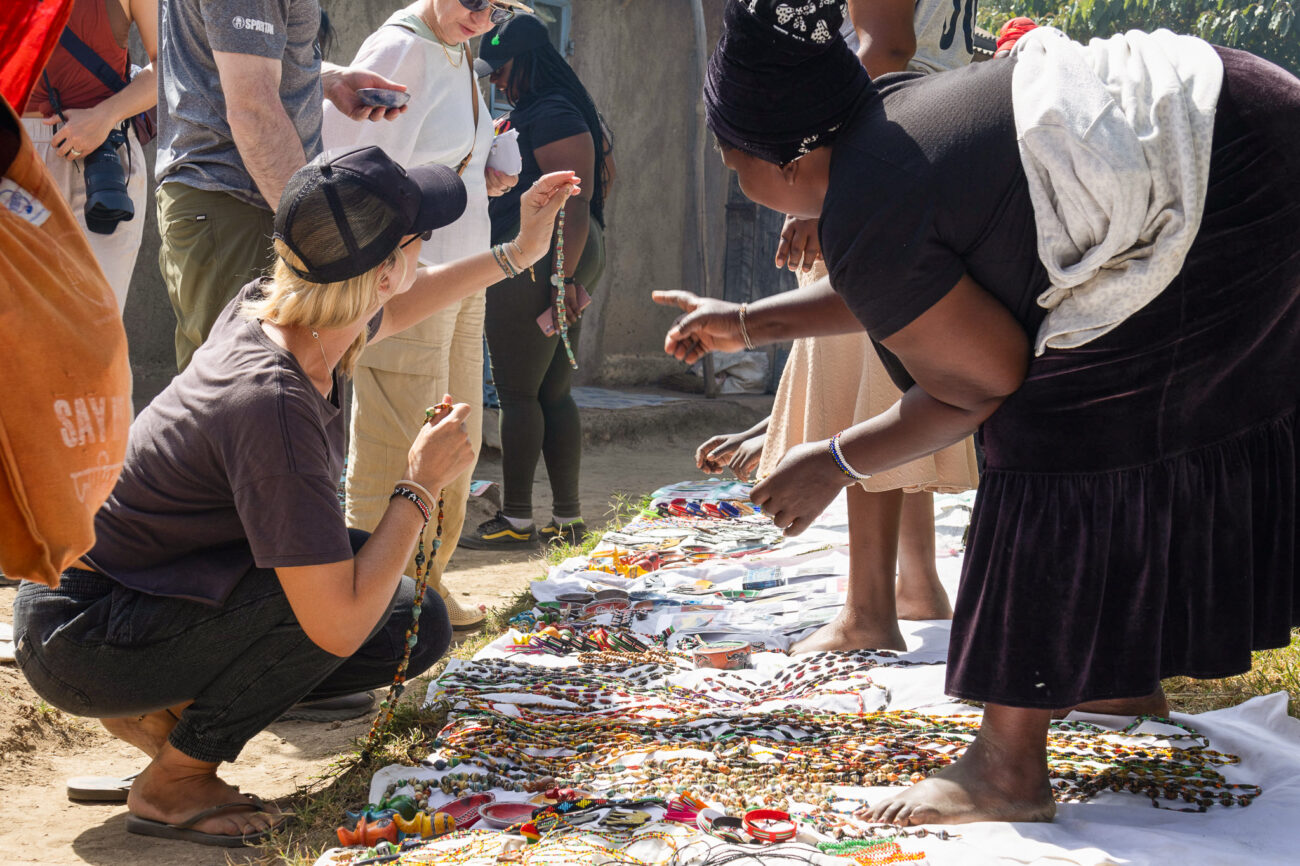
xmin=658 ymin=0 xmax=1300 ymax=825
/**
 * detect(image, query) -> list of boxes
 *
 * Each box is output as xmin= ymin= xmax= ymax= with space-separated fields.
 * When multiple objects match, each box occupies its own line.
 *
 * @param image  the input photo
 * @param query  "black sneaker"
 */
xmin=539 ymin=519 xmax=589 ymax=547
xmin=460 ymin=511 xmax=538 ymax=549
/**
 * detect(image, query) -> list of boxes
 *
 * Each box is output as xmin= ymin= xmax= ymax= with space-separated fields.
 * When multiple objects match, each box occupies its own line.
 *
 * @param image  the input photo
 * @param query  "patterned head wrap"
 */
xmin=705 ymin=0 xmax=872 ymax=165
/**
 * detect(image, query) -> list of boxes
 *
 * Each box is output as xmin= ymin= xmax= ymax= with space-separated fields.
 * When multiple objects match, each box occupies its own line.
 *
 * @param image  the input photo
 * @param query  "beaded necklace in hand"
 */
xmin=360 ymin=403 xmax=450 ymax=759
xmin=551 ymin=207 xmax=578 ymax=369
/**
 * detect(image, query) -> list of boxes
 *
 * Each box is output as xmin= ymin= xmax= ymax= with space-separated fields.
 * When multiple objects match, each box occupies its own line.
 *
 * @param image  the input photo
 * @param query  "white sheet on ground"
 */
xmin=346 ymin=489 xmax=1295 ymax=866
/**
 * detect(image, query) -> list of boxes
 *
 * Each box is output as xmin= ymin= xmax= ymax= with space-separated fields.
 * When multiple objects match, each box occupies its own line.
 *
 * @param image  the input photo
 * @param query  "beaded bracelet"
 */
xmin=829 ymin=431 xmax=871 ymax=481
xmin=391 ymin=484 xmax=431 ymax=523
xmin=737 ymin=302 xmax=756 ymax=350
xmin=396 ymin=478 xmax=437 ymax=509
xmin=491 ymin=244 xmax=517 ymax=278
xmin=501 ymin=241 xmax=523 ymax=275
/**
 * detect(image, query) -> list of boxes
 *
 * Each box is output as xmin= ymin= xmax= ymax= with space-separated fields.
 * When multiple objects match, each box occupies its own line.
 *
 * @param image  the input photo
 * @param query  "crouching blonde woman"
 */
xmin=11 ymin=145 xmax=578 ymax=848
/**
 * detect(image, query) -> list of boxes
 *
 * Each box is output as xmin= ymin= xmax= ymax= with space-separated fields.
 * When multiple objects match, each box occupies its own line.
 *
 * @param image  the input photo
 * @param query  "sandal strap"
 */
xmin=171 ymin=801 xmax=264 ymax=831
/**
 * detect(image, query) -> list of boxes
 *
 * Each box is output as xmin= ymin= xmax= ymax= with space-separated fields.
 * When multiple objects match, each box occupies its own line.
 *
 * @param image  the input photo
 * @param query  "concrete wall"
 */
xmin=123 ymin=0 xmax=730 ymax=405
xmin=564 ymin=0 xmax=731 ymax=386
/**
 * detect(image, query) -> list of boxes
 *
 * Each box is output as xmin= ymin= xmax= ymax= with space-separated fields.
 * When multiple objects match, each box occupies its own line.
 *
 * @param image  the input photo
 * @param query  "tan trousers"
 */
xmin=21 ymin=117 xmax=147 ymax=312
xmin=759 ymin=262 xmax=979 ymax=492
xmin=345 ymin=292 xmax=485 ymax=595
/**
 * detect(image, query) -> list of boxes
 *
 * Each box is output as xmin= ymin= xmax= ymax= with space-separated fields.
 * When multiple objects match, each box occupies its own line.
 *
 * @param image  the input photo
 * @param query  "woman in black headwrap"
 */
xmin=657 ymin=0 xmax=1300 ymax=826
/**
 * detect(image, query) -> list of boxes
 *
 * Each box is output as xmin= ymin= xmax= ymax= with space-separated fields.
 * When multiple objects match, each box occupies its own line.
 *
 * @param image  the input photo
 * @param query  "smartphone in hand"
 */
xmin=356 ymin=88 xmax=411 ymax=108
xmin=536 ymin=282 xmax=593 ymax=335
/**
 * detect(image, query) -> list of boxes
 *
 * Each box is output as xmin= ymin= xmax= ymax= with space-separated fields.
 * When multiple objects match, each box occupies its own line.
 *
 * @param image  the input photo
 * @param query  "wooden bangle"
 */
xmin=396 ymin=478 xmax=436 ymax=508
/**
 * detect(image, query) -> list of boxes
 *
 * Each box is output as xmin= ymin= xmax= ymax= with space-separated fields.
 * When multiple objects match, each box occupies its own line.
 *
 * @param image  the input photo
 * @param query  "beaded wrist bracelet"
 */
xmin=491 ymin=244 xmax=518 ymax=278
xmin=743 ymin=807 xmax=796 ymax=842
xmin=391 ymin=485 xmax=431 ymax=523
xmin=396 ymin=478 xmax=436 ymax=508
xmin=829 ymin=431 xmax=871 ymax=481
xmin=737 ymin=302 xmax=756 ymax=350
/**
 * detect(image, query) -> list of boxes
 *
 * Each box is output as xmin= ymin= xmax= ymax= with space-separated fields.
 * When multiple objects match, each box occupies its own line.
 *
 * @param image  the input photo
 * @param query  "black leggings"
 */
xmin=485 ymin=220 xmax=605 ymax=521
xmin=12 ymin=530 xmax=450 ymax=763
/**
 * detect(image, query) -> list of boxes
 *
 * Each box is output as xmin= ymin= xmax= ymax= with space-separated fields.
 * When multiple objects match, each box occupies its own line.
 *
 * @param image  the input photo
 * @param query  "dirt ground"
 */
xmin=0 ymin=438 xmax=716 ymax=866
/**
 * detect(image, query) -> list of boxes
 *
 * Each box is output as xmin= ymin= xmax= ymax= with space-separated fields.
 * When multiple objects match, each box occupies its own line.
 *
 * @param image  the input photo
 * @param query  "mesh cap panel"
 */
xmin=277 ymin=165 xmax=410 ymax=284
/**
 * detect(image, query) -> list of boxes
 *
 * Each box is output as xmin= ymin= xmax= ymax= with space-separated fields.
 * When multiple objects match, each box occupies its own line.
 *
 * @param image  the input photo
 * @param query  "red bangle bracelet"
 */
xmin=743 ymin=807 xmax=796 ymax=842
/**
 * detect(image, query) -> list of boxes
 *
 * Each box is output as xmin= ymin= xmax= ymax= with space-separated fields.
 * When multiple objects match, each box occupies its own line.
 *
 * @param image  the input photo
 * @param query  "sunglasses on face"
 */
xmin=459 ymin=0 xmax=516 ymax=24
xmin=400 ymin=230 xmax=434 ymax=249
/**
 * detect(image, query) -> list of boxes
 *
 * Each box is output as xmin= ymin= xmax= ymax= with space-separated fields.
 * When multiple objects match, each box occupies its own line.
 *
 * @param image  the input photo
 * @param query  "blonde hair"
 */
xmin=242 ymin=239 xmax=410 ymax=377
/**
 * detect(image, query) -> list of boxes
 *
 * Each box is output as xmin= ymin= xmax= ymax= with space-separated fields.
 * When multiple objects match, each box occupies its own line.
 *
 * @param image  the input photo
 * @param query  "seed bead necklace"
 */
xmin=550 ymin=208 xmax=578 ymax=369
xmin=360 ymin=403 xmax=451 ymax=758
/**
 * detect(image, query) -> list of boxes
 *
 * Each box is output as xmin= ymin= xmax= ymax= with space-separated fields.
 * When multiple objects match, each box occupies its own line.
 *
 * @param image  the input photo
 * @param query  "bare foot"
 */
xmin=128 ymin=743 xmax=280 ymax=839
xmin=866 ymin=735 xmax=1056 ymax=826
xmin=791 ymin=609 xmax=907 ymax=654
xmin=1070 ymin=686 xmax=1169 ymax=717
xmin=894 ymin=573 xmax=953 ymax=621
xmin=101 ymin=705 xmax=186 ymax=758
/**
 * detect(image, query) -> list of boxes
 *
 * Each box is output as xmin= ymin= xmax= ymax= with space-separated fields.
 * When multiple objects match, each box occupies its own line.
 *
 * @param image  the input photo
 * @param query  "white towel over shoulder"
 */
xmin=1010 ymin=27 xmax=1223 ymax=355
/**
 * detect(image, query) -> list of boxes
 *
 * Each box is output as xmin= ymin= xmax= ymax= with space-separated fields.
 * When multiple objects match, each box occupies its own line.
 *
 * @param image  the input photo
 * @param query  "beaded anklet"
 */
xmin=360 ymin=403 xmax=451 ymax=759
xmin=550 ymin=207 xmax=578 ymax=369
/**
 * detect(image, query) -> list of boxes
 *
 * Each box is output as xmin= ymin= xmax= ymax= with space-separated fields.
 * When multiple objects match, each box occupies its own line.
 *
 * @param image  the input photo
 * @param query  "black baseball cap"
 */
xmin=273 ymin=146 xmax=467 ymax=284
xmin=474 ymin=13 xmax=551 ymax=77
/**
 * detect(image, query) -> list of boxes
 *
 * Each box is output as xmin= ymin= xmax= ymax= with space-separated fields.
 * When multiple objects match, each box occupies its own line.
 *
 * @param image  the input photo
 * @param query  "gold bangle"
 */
xmin=738 ymin=303 xmax=756 ymax=351
xmin=502 ymin=241 xmax=523 ymax=274
xmin=508 ymin=240 xmax=527 ymax=266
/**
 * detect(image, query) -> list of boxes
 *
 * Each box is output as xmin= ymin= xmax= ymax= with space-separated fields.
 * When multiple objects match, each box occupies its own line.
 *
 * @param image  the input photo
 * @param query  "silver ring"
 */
xmin=70 ymin=148 xmax=82 ymax=157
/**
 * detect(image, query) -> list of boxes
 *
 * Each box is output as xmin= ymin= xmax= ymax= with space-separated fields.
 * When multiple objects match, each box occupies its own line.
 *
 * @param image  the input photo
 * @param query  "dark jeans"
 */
xmin=485 ymin=219 xmax=605 ymax=521
xmin=11 ymin=530 xmax=450 ymax=763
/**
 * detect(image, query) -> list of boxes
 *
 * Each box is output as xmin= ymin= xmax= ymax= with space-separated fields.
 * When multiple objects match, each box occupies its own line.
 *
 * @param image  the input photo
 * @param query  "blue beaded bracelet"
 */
xmin=829 ymin=431 xmax=871 ymax=481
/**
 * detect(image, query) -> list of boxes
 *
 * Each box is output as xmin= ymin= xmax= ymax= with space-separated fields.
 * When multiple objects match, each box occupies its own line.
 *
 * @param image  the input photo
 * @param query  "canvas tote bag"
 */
xmin=0 ymin=95 xmax=131 ymax=587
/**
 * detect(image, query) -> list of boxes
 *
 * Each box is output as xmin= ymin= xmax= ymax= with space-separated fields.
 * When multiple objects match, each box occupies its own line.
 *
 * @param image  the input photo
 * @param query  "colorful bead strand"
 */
xmin=360 ymin=403 xmax=451 ymax=759
xmin=550 ymin=207 xmax=578 ymax=369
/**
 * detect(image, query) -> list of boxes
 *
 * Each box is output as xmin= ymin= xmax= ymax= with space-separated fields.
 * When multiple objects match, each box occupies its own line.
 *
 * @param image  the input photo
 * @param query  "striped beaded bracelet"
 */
xmin=829 ymin=431 xmax=871 ymax=481
xmin=391 ymin=484 xmax=431 ymax=523
xmin=491 ymin=243 xmax=518 ymax=278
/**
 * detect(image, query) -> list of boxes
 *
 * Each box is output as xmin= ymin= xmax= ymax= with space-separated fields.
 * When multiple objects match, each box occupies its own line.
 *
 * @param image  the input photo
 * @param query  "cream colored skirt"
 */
xmin=757 ymin=264 xmax=979 ymax=493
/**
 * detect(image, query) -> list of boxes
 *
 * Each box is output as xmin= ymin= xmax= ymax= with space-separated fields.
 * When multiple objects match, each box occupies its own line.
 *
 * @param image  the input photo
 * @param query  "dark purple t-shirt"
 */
xmin=819 ymin=59 xmax=1050 ymax=389
xmin=85 ymin=281 xmax=379 ymax=605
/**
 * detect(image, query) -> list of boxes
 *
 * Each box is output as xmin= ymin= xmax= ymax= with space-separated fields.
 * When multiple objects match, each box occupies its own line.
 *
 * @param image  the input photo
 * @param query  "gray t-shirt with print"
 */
xmin=155 ymin=0 xmax=324 ymax=209
xmin=84 ymin=281 xmax=382 ymax=606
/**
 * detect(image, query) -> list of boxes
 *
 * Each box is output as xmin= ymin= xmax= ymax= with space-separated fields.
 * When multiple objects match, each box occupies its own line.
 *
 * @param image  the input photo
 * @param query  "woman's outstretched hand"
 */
xmin=750 ymin=439 xmax=851 ymax=536
xmin=514 ymin=171 xmax=581 ymax=265
xmin=652 ymin=291 xmax=745 ymax=364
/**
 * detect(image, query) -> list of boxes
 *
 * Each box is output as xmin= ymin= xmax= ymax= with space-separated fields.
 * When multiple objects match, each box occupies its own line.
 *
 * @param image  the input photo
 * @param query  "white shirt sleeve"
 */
xmin=322 ymin=28 xmax=439 ymax=168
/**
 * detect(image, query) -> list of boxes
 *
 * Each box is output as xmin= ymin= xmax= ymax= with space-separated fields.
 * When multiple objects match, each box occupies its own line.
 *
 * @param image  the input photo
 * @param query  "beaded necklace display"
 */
xmin=434 ymin=651 xmax=893 ymax=719
xmin=550 ymin=208 xmax=578 ymax=369
xmin=426 ymin=704 xmax=1259 ymax=819
xmin=360 ymin=404 xmax=450 ymax=759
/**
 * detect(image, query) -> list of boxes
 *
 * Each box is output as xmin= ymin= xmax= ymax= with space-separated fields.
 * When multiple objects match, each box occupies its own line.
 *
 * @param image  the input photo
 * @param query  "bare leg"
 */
xmin=100 ymin=702 xmax=190 ymax=759
xmin=128 ymin=742 xmax=279 ymax=836
xmin=867 ymin=704 xmax=1057 ymax=826
xmin=894 ymin=492 xmax=953 ymax=621
xmin=791 ymin=486 xmax=907 ymax=653
xmin=1071 ymin=685 xmax=1169 ymax=717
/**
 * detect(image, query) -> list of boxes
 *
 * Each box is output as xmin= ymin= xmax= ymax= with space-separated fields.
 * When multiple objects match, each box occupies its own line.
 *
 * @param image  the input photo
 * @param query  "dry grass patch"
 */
xmin=1164 ymin=629 xmax=1300 ymax=717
